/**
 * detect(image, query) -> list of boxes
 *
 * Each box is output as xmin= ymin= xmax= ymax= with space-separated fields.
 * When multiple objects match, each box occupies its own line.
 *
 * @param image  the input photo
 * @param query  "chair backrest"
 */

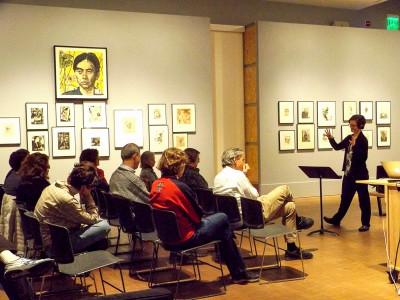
xmin=377 ymin=165 xmax=389 ymax=193
xmin=152 ymin=208 xmax=181 ymax=244
xmin=24 ymin=211 xmax=45 ymax=250
xmin=110 ymin=194 xmax=136 ymax=233
xmin=91 ymin=188 xmax=106 ymax=215
xmin=131 ymin=201 xmax=156 ymax=234
xmin=195 ymin=188 xmax=217 ymax=215
xmin=240 ymin=197 xmax=264 ymax=229
xmin=45 ymin=221 xmax=75 ymax=264
xmin=214 ymin=194 xmax=243 ymax=229
xmin=101 ymin=191 xmax=119 ymax=220
xmin=18 ymin=207 xmax=33 ymax=241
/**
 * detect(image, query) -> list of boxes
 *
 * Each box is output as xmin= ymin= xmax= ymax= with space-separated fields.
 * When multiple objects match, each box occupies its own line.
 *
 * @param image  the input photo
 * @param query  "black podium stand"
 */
xmin=299 ymin=166 xmax=342 ymax=236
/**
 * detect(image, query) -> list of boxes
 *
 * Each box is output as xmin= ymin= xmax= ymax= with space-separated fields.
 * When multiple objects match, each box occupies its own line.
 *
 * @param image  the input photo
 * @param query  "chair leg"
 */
xmin=377 ymin=197 xmax=383 ymax=216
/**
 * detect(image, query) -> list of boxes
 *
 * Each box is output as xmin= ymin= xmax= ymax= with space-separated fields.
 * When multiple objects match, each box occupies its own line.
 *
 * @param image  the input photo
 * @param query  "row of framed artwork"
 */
xmin=279 ymin=124 xmax=391 ymax=151
xmin=278 ymin=101 xmax=391 ymax=126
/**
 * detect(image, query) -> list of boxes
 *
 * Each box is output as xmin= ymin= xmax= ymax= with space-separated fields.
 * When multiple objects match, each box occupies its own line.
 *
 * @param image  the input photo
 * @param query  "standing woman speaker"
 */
xmin=323 ymin=114 xmax=371 ymax=232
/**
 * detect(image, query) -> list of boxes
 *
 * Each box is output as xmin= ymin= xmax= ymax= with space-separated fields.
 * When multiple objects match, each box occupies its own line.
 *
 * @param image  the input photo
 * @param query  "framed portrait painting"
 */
xmin=26 ymin=103 xmax=48 ymax=130
xmin=114 ymin=109 xmax=143 ymax=148
xmin=172 ymin=104 xmax=196 ymax=133
xmin=56 ymin=102 xmax=75 ymax=126
xmin=27 ymin=130 xmax=49 ymax=155
xmin=54 ymin=46 xmax=108 ymax=100
xmin=359 ymin=101 xmax=373 ymax=120
xmin=0 ymin=117 xmax=20 ymax=145
xmin=376 ymin=101 xmax=391 ymax=125
xmin=317 ymin=128 xmax=332 ymax=150
xmin=149 ymin=125 xmax=169 ymax=153
xmin=278 ymin=130 xmax=295 ymax=151
xmin=173 ymin=133 xmax=188 ymax=150
xmin=317 ymin=101 xmax=336 ymax=127
xmin=83 ymin=101 xmax=107 ymax=128
xmin=341 ymin=125 xmax=352 ymax=140
xmin=297 ymin=101 xmax=314 ymax=124
xmin=52 ymin=127 xmax=76 ymax=157
xmin=148 ymin=104 xmax=167 ymax=125
xmin=377 ymin=126 xmax=390 ymax=147
xmin=81 ymin=128 xmax=110 ymax=157
xmin=278 ymin=101 xmax=294 ymax=124
xmin=297 ymin=124 xmax=315 ymax=150
xmin=343 ymin=101 xmax=357 ymax=122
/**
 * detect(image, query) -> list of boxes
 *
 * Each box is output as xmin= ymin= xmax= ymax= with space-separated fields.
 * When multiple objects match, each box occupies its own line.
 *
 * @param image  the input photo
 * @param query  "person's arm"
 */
xmin=236 ymin=171 xmax=259 ymax=199
xmin=325 ymin=129 xmax=349 ymax=150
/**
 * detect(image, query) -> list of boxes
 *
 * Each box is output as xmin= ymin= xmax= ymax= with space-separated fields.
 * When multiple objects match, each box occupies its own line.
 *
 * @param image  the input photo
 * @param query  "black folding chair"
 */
xmin=195 ymin=188 xmax=217 ymax=216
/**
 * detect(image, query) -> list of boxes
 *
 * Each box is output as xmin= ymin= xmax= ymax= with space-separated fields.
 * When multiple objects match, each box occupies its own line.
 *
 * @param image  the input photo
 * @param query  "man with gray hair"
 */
xmin=214 ymin=147 xmax=314 ymax=260
xmin=109 ymin=143 xmax=150 ymax=204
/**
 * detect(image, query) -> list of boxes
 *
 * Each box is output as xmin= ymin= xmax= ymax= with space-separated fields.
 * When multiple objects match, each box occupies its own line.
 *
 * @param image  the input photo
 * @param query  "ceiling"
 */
xmin=266 ymin=0 xmax=387 ymax=10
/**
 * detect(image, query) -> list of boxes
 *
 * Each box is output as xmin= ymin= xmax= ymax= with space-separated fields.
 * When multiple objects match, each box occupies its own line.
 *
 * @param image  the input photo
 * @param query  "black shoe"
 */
xmin=284 ymin=248 xmax=313 ymax=260
xmin=296 ymin=216 xmax=314 ymax=230
xmin=4 ymin=257 xmax=54 ymax=280
xmin=359 ymin=225 xmax=369 ymax=232
xmin=323 ymin=216 xmax=340 ymax=226
xmin=232 ymin=272 xmax=260 ymax=284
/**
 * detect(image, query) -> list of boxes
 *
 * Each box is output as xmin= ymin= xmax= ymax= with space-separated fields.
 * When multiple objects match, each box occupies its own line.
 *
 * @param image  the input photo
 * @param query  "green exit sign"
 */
xmin=387 ymin=15 xmax=399 ymax=30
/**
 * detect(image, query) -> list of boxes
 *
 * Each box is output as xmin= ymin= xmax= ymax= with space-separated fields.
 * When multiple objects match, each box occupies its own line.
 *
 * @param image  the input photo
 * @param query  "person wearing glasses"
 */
xmin=323 ymin=114 xmax=371 ymax=232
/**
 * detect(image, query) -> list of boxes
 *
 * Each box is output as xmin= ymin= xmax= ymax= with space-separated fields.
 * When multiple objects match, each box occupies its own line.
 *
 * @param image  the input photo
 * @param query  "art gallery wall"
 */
xmin=0 ymin=3 xmax=213 ymax=184
xmin=258 ymin=21 xmax=400 ymax=197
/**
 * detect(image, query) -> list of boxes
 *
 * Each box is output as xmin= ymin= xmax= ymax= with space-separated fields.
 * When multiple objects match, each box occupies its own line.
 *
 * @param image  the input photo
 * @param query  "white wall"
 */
xmin=258 ymin=21 xmax=400 ymax=197
xmin=0 ymin=4 xmax=214 ymax=184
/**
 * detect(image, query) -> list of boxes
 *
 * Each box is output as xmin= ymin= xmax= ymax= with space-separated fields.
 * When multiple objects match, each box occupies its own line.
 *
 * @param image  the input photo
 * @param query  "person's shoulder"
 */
xmin=62 ymin=88 xmax=81 ymax=95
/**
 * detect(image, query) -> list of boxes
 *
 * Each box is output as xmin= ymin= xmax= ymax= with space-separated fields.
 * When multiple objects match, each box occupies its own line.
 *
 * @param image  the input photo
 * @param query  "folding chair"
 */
xmin=195 ymin=188 xmax=217 ymax=216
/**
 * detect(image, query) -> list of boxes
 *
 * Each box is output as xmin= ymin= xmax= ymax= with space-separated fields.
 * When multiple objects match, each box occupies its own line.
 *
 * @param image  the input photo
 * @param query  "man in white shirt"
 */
xmin=214 ymin=147 xmax=314 ymax=260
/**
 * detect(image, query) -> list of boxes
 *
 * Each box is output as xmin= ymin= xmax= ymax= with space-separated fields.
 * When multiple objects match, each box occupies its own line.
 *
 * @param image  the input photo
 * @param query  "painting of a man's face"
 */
xmin=75 ymin=59 xmax=99 ymax=90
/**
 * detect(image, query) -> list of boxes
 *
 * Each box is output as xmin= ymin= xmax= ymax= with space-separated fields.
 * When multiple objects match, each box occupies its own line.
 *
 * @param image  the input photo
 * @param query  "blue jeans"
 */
xmin=169 ymin=213 xmax=247 ymax=278
xmin=69 ymin=220 xmax=110 ymax=253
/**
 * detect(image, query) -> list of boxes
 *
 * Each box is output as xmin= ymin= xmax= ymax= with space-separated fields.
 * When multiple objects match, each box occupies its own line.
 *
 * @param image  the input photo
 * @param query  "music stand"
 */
xmin=299 ymin=166 xmax=342 ymax=236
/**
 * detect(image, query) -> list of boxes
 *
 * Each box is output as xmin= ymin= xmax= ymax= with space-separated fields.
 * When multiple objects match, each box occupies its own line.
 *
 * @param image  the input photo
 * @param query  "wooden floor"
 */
xmin=2 ymin=194 xmax=398 ymax=299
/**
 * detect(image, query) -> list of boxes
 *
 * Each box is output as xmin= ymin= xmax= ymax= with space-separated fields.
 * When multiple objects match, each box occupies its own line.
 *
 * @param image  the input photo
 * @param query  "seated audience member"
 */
xmin=34 ymin=162 xmax=110 ymax=254
xmin=0 ymin=149 xmax=29 ymax=254
xmin=16 ymin=153 xmax=50 ymax=211
xmin=139 ymin=151 xmax=158 ymax=192
xmin=109 ymin=143 xmax=150 ymax=204
xmin=150 ymin=147 xmax=259 ymax=284
xmin=213 ymin=147 xmax=314 ymax=260
xmin=79 ymin=148 xmax=109 ymax=192
xmin=179 ymin=148 xmax=209 ymax=192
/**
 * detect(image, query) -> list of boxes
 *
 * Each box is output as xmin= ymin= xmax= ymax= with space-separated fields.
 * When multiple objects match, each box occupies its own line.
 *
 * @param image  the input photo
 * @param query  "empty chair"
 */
xmin=195 ymin=188 xmax=217 ymax=216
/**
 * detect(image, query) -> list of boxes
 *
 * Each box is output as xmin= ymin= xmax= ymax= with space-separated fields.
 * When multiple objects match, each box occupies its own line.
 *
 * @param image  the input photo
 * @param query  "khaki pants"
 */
xmin=257 ymin=185 xmax=297 ymax=243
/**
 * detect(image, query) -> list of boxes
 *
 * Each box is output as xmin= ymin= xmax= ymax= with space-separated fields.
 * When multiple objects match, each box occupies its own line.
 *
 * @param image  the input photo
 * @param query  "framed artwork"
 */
xmin=297 ymin=101 xmax=314 ymax=124
xmin=341 ymin=125 xmax=352 ymax=140
xmin=114 ymin=109 xmax=143 ymax=148
xmin=359 ymin=101 xmax=373 ymax=120
xmin=278 ymin=130 xmax=295 ymax=151
xmin=172 ymin=104 xmax=196 ymax=133
xmin=343 ymin=101 xmax=357 ymax=122
xmin=376 ymin=101 xmax=391 ymax=125
xmin=148 ymin=104 xmax=167 ymax=125
xmin=56 ymin=102 xmax=75 ymax=126
xmin=297 ymin=124 xmax=315 ymax=150
xmin=149 ymin=125 xmax=169 ymax=153
xmin=363 ymin=129 xmax=373 ymax=148
xmin=278 ymin=101 xmax=294 ymax=124
xmin=83 ymin=101 xmax=107 ymax=128
xmin=52 ymin=127 xmax=76 ymax=157
xmin=377 ymin=126 xmax=391 ymax=147
xmin=27 ymin=130 xmax=49 ymax=155
xmin=173 ymin=133 xmax=188 ymax=150
xmin=26 ymin=103 xmax=48 ymax=130
xmin=317 ymin=128 xmax=332 ymax=150
xmin=0 ymin=117 xmax=20 ymax=145
xmin=54 ymin=46 xmax=108 ymax=100
xmin=317 ymin=101 xmax=336 ymax=127
xmin=81 ymin=128 xmax=110 ymax=157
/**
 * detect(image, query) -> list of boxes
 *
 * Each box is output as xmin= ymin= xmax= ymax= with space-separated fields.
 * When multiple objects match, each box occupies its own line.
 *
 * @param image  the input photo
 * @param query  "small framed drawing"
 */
xmin=297 ymin=101 xmax=314 ymax=124
xmin=56 ymin=103 xmax=75 ymax=126
xmin=377 ymin=126 xmax=390 ymax=147
xmin=376 ymin=101 xmax=391 ymax=125
xmin=52 ymin=127 xmax=76 ymax=157
xmin=363 ymin=129 xmax=373 ymax=148
xmin=27 ymin=130 xmax=49 ymax=155
xmin=341 ymin=125 xmax=352 ymax=140
xmin=278 ymin=101 xmax=294 ymax=124
xmin=297 ymin=124 xmax=314 ymax=150
xmin=83 ymin=101 xmax=107 ymax=128
xmin=26 ymin=103 xmax=48 ymax=130
xmin=148 ymin=104 xmax=167 ymax=125
xmin=149 ymin=125 xmax=169 ymax=153
xmin=317 ymin=128 xmax=332 ymax=150
xmin=343 ymin=101 xmax=357 ymax=122
xmin=278 ymin=130 xmax=295 ymax=151
xmin=114 ymin=109 xmax=143 ymax=148
xmin=172 ymin=104 xmax=196 ymax=133
xmin=359 ymin=101 xmax=373 ymax=120
xmin=0 ymin=118 xmax=20 ymax=145
xmin=54 ymin=45 xmax=108 ymax=100
xmin=173 ymin=133 xmax=188 ymax=150
xmin=317 ymin=101 xmax=335 ymax=127
xmin=82 ymin=128 xmax=110 ymax=157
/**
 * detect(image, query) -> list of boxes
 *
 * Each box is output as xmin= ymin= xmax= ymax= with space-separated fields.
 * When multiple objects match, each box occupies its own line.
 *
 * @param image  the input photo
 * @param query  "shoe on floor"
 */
xmin=296 ymin=216 xmax=314 ymax=230
xmin=323 ymin=216 xmax=340 ymax=226
xmin=232 ymin=272 xmax=260 ymax=284
xmin=359 ymin=225 xmax=369 ymax=232
xmin=4 ymin=257 xmax=54 ymax=280
xmin=284 ymin=248 xmax=313 ymax=260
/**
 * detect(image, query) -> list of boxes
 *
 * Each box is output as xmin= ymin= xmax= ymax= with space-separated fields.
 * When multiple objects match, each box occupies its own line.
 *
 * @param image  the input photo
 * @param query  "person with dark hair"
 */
xmin=62 ymin=52 xmax=103 ymax=96
xmin=324 ymin=114 xmax=371 ymax=232
xmin=34 ymin=162 xmax=110 ymax=254
xmin=150 ymin=148 xmax=259 ymax=284
xmin=180 ymin=148 xmax=208 ymax=192
xmin=79 ymin=148 xmax=109 ymax=192
xmin=4 ymin=149 xmax=30 ymax=195
xmin=139 ymin=151 xmax=158 ymax=192
xmin=16 ymin=153 xmax=50 ymax=211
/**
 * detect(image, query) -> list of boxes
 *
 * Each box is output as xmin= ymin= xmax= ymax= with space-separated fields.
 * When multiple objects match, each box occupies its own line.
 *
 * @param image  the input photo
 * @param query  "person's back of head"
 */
xmin=79 ymin=148 xmax=99 ymax=164
xmin=157 ymin=148 xmax=188 ymax=176
xmin=9 ymin=149 xmax=29 ymax=172
xmin=18 ymin=153 xmax=49 ymax=180
xmin=140 ymin=151 xmax=155 ymax=168
xmin=121 ymin=143 xmax=140 ymax=160
xmin=184 ymin=148 xmax=200 ymax=164
xmin=67 ymin=162 xmax=99 ymax=190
